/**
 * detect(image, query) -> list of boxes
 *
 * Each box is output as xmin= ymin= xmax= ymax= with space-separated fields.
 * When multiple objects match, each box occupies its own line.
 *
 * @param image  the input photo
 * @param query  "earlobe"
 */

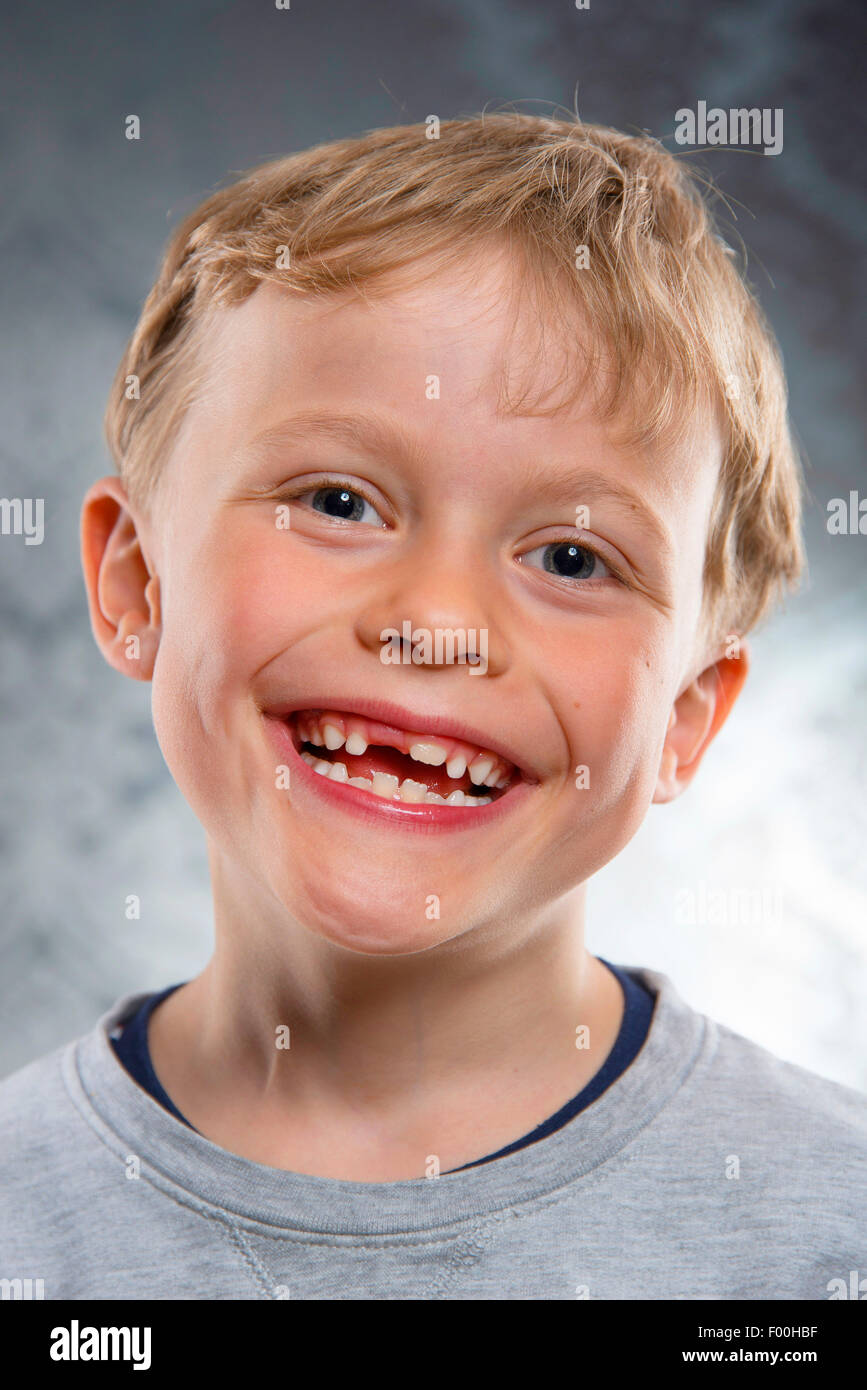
xmin=80 ymin=477 xmax=160 ymax=682
xmin=653 ymin=644 xmax=750 ymax=804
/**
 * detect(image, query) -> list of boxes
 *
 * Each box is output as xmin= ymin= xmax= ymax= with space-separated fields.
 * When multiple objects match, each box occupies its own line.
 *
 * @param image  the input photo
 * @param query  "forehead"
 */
xmin=174 ymin=248 xmax=723 ymax=545
xmin=204 ymin=244 xmax=548 ymax=412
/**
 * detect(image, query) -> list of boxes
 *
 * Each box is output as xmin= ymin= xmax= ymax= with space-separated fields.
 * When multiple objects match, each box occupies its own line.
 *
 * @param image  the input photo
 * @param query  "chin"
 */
xmin=286 ymin=864 xmax=459 ymax=956
xmin=302 ymin=907 xmax=456 ymax=957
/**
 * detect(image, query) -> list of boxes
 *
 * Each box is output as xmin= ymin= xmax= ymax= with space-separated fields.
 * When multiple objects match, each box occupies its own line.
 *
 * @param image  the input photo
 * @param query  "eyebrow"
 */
xmin=243 ymin=410 xmax=673 ymax=554
xmin=510 ymin=456 xmax=674 ymax=556
xmin=242 ymin=410 xmax=427 ymax=471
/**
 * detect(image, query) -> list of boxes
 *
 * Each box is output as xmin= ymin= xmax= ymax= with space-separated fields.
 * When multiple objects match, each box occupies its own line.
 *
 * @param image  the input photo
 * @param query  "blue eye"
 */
xmin=296 ymin=484 xmax=386 ymax=527
xmin=522 ymin=541 xmax=614 ymax=583
xmin=312 ymin=487 xmax=365 ymax=520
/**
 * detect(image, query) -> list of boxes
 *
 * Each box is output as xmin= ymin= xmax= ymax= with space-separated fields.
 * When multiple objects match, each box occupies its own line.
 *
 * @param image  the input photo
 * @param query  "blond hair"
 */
xmin=104 ymin=112 xmax=805 ymax=648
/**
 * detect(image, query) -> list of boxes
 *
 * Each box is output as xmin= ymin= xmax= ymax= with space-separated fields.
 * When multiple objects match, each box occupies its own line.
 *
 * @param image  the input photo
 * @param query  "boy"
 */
xmin=1 ymin=113 xmax=864 ymax=1300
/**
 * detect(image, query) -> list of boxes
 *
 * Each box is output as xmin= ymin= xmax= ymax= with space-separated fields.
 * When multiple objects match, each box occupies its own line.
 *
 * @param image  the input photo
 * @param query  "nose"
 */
xmin=353 ymin=542 xmax=510 ymax=679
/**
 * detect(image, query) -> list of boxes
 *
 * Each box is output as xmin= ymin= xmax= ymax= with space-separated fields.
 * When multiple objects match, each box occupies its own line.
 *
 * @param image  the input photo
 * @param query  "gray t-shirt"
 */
xmin=0 ymin=965 xmax=864 ymax=1300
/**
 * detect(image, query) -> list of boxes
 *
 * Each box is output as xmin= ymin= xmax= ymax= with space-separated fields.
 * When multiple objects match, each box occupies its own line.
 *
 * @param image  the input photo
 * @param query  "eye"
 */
xmin=520 ymin=540 xmax=617 ymax=585
xmin=292 ymin=482 xmax=387 ymax=528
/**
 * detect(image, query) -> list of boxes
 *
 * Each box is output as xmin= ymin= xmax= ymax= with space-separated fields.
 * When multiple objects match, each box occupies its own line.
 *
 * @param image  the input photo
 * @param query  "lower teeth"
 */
xmin=300 ymin=751 xmax=493 ymax=806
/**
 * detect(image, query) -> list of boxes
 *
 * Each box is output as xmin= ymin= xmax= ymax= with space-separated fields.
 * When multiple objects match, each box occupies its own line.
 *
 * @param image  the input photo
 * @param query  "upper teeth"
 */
xmin=295 ymin=710 xmax=515 ymax=791
xmin=468 ymin=756 xmax=495 ymax=786
xmin=409 ymin=742 xmax=448 ymax=766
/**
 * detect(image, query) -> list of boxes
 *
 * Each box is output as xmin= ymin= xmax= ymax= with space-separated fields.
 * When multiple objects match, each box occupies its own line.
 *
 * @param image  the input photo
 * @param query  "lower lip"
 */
xmin=263 ymin=714 xmax=535 ymax=833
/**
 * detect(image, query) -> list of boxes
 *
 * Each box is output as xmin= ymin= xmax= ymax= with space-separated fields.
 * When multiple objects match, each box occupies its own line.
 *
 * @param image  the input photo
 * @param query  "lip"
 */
xmin=260 ymin=695 xmax=539 ymax=783
xmin=263 ymin=712 xmax=538 ymax=833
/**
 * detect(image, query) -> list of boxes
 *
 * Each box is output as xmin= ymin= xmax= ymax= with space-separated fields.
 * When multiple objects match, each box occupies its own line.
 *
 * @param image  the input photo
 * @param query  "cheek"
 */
xmin=544 ymin=619 xmax=672 ymax=793
xmin=161 ymin=525 xmax=318 ymax=685
xmin=194 ymin=522 xmax=356 ymax=654
xmin=149 ymin=523 xmax=344 ymax=806
xmin=148 ymin=531 xmax=277 ymax=812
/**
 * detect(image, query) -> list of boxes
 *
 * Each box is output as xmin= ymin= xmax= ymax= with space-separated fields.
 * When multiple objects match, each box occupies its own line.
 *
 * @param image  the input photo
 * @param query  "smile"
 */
xmin=262 ymin=699 xmax=536 ymax=827
xmin=291 ymin=708 xmax=516 ymax=806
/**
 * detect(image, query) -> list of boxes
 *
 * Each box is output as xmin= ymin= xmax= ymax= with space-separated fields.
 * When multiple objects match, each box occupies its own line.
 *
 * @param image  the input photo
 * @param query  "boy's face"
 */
xmin=87 ymin=245 xmax=744 ymax=955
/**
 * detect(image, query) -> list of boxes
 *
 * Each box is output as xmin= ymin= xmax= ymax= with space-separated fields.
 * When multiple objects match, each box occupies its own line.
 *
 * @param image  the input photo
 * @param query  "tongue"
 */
xmin=310 ymin=743 xmax=475 ymax=794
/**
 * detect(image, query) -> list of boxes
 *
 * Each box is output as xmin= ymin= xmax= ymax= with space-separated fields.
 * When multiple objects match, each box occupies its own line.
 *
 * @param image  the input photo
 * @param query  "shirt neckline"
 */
xmin=109 ymin=957 xmax=656 ymax=1172
xmin=62 ymin=964 xmax=711 ymax=1236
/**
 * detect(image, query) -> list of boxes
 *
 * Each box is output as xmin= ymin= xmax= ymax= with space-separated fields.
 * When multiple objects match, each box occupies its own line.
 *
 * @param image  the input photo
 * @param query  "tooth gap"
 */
xmin=294 ymin=720 xmax=514 ymax=796
xmin=298 ymin=740 xmax=506 ymax=793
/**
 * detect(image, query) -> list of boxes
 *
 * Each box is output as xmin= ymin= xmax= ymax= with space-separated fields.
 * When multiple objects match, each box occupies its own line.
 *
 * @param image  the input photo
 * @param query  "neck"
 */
xmin=146 ymin=848 xmax=624 ymax=1179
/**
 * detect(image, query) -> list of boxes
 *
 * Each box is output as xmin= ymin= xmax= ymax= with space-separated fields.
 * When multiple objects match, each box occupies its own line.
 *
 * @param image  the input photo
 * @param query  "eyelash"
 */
xmin=279 ymin=477 xmax=385 ymax=519
xmin=278 ymin=479 xmax=629 ymax=587
xmin=520 ymin=537 xmax=628 ymax=588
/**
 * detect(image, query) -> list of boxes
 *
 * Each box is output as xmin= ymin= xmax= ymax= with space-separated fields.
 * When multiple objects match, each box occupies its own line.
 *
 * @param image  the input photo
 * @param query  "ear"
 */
xmin=653 ymin=641 xmax=750 ymax=804
xmin=80 ymin=476 xmax=161 ymax=682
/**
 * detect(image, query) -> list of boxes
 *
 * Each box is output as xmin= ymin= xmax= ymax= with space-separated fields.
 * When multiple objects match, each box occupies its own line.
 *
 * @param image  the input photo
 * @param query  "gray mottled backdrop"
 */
xmin=1 ymin=0 xmax=865 ymax=1085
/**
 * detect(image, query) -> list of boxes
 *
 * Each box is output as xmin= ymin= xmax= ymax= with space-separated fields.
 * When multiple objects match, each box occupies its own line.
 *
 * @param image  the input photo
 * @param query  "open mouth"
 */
xmin=285 ymin=708 xmax=520 ymax=809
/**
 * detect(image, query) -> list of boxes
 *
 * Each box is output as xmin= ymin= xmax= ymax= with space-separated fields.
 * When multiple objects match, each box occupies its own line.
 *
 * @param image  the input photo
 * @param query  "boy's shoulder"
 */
xmin=0 ymin=1036 xmax=70 ymax=1114
xmin=644 ymin=966 xmax=866 ymax=1107
xmin=635 ymin=966 xmax=867 ymax=1189
xmin=0 ymin=993 xmax=148 ymax=1174
xmin=0 ymin=1036 xmax=91 ymax=1164
xmin=708 ymin=1011 xmax=865 ymax=1125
